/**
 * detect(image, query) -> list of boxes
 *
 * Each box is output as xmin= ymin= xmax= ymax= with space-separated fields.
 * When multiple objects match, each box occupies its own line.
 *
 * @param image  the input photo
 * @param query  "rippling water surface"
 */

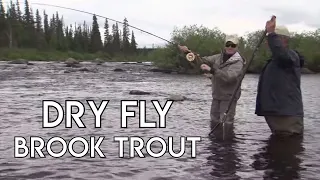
xmin=0 ymin=61 xmax=319 ymax=180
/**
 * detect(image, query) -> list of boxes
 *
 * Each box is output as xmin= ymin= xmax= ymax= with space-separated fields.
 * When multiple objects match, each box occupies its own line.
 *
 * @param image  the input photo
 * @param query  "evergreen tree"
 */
xmin=43 ymin=10 xmax=49 ymax=45
xmin=0 ymin=0 xmax=139 ymax=57
xmin=103 ymin=18 xmax=111 ymax=53
xmin=16 ymin=0 xmax=22 ymax=22
xmin=35 ymin=9 xmax=46 ymax=49
xmin=122 ymin=17 xmax=130 ymax=54
xmin=6 ymin=0 xmax=17 ymax=48
xmin=130 ymin=30 xmax=137 ymax=53
xmin=111 ymin=23 xmax=120 ymax=53
xmin=90 ymin=14 xmax=102 ymax=53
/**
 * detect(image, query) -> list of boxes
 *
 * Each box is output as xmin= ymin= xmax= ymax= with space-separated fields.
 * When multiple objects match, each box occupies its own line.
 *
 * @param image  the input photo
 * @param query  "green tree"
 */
xmin=130 ymin=30 xmax=137 ymax=53
xmin=149 ymin=24 xmax=320 ymax=74
xmin=103 ymin=18 xmax=112 ymax=53
xmin=90 ymin=14 xmax=102 ymax=53
xmin=122 ymin=17 xmax=130 ymax=54
xmin=111 ymin=23 xmax=121 ymax=53
xmin=35 ymin=9 xmax=46 ymax=49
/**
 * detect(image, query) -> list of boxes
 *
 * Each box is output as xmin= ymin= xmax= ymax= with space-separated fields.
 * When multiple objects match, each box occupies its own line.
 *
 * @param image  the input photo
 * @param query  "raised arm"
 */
xmin=267 ymin=32 xmax=294 ymax=66
xmin=265 ymin=16 xmax=297 ymax=67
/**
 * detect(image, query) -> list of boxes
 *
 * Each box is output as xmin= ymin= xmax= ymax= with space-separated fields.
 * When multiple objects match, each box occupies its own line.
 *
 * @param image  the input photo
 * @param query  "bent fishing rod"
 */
xmin=29 ymin=3 xmax=201 ymax=59
xmin=30 ymin=3 xmax=175 ymax=45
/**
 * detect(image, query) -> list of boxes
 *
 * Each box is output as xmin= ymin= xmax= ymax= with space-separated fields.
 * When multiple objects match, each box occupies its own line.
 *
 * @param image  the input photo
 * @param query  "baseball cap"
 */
xmin=275 ymin=25 xmax=290 ymax=37
xmin=225 ymin=34 xmax=239 ymax=44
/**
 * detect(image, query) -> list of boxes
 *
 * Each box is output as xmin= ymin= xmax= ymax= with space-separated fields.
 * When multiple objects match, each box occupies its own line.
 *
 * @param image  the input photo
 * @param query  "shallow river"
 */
xmin=0 ymin=61 xmax=319 ymax=180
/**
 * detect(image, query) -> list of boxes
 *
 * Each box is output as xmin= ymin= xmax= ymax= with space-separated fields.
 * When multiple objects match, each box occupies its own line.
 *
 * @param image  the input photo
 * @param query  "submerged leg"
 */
xmin=264 ymin=116 xmax=304 ymax=136
xmin=210 ymin=99 xmax=221 ymax=128
xmin=210 ymin=99 xmax=237 ymax=139
xmin=219 ymin=100 xmax=237 ymax=139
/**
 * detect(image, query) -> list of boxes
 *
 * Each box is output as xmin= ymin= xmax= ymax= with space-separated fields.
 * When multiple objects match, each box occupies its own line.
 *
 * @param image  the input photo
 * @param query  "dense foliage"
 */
xmin=0 ymin=0 xmax=138 ymax=60
xmin=148 ymin=25 xmax=320 ymax=73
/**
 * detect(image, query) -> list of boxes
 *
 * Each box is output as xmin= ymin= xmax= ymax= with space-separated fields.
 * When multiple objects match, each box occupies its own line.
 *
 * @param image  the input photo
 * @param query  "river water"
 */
xmin=0 ymin=61 xmax=319 ymax=180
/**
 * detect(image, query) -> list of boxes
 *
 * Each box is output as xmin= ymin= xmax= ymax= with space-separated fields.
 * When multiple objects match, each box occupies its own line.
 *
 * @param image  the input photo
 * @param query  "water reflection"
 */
xmin=251 ymin=135 xmax=305 ymax=179
xmin=206 ymin=124 xmax=241 ymax=179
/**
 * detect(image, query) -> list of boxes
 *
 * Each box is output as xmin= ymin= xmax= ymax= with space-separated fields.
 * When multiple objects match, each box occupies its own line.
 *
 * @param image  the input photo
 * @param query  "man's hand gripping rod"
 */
xmin=207 ymin=27 xmax=271 ymax=136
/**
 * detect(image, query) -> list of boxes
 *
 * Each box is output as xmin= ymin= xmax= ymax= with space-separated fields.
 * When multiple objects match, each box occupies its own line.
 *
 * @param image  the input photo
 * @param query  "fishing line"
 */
xmin=28 ymin=2 xmax=176 ymax=45
xmin=3 ymin=1 xmax=205 ymax=59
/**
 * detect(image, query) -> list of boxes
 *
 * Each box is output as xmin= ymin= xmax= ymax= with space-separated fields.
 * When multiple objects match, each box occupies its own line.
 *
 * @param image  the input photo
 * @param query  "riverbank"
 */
xmin=2 ymin=58 xmax=318 ymax=75
xmin=0 ymin=48 xmax=318 ymax=74
xmin=0 ymin=48 xmax=153 ymax=63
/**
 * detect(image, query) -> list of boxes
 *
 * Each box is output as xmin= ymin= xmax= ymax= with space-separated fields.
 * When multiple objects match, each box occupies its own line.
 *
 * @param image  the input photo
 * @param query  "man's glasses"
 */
xmin=225 ymin=43 xmax=237 ymax=48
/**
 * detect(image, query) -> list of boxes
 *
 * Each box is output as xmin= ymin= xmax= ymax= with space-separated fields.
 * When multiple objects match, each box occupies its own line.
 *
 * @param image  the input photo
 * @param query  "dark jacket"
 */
xmin=255 ymin=32 xmax=304 ymax=117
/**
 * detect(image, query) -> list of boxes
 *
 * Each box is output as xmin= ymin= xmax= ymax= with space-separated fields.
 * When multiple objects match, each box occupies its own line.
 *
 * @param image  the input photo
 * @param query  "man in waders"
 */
xmin=255 ymin=16 xmax=304 ymax=136
xmin=178 ymin=35 xmax=245 ymax=136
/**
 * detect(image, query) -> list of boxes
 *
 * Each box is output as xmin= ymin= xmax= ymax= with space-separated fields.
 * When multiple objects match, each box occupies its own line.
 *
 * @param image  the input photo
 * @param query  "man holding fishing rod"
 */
xmin=178 ymin=16 xmax=305 ymax=138
xmin=255 ymin=16 xmax=304 ymax=137
xmin=178 ymin=34 xmax=245 ymax=135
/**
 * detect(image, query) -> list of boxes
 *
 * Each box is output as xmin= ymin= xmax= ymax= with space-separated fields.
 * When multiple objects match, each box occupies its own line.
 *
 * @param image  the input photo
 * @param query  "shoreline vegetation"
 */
xmin=0 ymin=1 xmax=319 ymax=74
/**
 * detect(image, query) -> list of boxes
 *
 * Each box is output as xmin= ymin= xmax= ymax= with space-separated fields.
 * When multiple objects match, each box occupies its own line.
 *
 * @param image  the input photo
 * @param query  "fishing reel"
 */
xmin=185 ymin=52 xmax=196 ymax=62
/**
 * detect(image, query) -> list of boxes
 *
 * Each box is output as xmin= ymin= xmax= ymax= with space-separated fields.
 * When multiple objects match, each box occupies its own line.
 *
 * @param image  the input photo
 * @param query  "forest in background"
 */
xmin=0 ymin=0 xmax=139 ymax=61
xmin=0 ymin=0 xmax=319 ymax=73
